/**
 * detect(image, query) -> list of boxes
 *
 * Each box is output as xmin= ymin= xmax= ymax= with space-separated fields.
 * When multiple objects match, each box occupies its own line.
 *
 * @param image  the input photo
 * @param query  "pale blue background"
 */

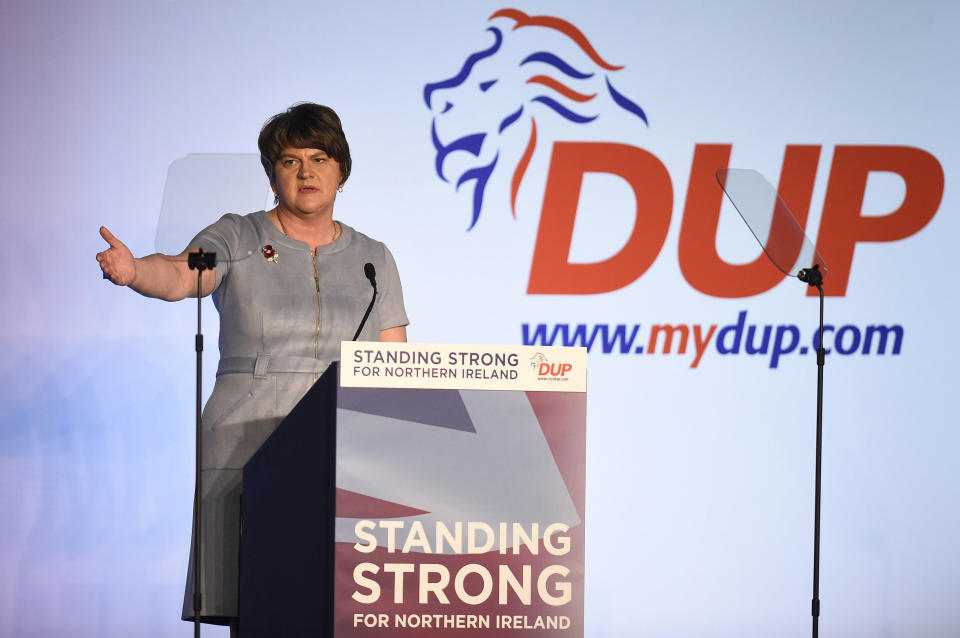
xmin=1 ymin=1 xmax=957 ymax=636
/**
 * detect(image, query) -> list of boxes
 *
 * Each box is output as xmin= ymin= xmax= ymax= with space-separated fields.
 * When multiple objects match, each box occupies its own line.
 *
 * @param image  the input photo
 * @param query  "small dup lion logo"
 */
xmin=529 ymin=352 xmax=549 ymax=369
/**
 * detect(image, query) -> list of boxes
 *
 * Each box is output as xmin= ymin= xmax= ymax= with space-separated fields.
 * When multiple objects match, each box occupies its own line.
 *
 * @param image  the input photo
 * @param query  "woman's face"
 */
xmin=272 ymin=147 xmax=343 ymax=217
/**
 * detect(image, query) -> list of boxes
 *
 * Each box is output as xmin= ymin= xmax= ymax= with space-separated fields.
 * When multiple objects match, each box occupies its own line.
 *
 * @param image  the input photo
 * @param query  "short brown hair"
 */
xmin=258 ymin=102 xmax=352 ymax=185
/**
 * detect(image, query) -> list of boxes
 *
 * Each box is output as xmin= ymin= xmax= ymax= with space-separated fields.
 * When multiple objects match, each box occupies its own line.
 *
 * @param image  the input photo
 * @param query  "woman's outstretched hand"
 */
xmin=97 ymin=226 xmax=137 ymax=286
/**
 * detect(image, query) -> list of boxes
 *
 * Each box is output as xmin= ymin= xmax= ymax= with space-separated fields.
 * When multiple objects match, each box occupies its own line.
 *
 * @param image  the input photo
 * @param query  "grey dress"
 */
xmin=180 ymin=211 xmax=408 ymax=622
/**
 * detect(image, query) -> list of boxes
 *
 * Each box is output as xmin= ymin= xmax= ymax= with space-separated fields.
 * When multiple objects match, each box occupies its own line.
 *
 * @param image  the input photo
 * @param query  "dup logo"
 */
xmin=530 ymin=352 xmax=573 ymax=379
xmin=424 ymin=9 xmax=944 ymax=298
xmin=424 ymin=8 xmax=648 ymax=231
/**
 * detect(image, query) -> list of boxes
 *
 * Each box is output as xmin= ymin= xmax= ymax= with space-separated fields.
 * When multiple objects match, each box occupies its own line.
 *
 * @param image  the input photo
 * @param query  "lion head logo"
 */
xmin=424 ymin=8 xmax=648 ymax=230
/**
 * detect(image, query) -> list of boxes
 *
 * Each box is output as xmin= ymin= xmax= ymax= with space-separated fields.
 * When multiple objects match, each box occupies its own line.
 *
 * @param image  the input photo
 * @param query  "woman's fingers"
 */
xmin=100 ymin=225 xmax=124 ymax=248
xmin=97 ymin=226 xmax=135 ymax=285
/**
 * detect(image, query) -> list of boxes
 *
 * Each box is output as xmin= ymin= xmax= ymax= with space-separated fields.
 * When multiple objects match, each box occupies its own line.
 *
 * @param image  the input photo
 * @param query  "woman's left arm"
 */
xmin=379 ymin=326 xmax=407 ymax=342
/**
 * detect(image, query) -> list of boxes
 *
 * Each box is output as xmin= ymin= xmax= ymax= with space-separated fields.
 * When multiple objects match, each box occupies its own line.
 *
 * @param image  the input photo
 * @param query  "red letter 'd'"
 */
xmin=816 ymin=146 xmax=944 ymax=296
xmin=527 ymin=142 xmax=673 ymax=294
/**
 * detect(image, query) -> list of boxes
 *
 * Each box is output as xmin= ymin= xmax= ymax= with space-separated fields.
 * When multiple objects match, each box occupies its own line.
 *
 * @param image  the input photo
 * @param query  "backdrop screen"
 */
xmin=1 ymin=1 xmax=957 ymax=636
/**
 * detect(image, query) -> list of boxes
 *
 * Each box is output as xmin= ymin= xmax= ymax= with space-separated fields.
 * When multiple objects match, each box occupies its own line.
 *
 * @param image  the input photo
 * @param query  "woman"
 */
xmin=96 ymin=103 xmax=408 ymax=631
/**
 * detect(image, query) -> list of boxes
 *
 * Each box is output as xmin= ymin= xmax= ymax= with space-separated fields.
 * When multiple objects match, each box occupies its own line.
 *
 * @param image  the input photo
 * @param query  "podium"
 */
xmin=239 ymin=342 xmax=587 ymax=637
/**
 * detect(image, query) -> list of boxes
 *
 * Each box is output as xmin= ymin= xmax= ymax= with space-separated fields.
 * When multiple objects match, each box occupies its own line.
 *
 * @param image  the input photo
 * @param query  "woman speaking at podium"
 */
xmin=96 ymin=103 xmax=409 ymax=633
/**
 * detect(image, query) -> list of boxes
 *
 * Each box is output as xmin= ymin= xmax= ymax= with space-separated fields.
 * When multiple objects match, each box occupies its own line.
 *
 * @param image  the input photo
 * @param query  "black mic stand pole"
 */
xmin=798 ymin=264 xmax=825 ymax=638
xmin=187 ymin=248 xmax=216 ymax=638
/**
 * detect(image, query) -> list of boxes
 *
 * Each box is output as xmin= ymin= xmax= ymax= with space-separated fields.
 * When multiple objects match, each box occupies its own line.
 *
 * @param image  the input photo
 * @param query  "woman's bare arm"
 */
xmin=97 ymin=226 xmax=215 ymax=301
xmin=379 ymin=326 xmax=407 ymax=342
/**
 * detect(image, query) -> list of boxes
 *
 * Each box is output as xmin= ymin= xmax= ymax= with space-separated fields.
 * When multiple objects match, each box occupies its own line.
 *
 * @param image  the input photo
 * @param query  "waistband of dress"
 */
xmin=217 ymin=354 xmax=331 ymax=377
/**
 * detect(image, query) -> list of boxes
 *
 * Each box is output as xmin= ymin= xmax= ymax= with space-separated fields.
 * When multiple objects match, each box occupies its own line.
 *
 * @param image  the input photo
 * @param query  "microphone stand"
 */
xmin=187 ymin=248 xmax=216 ymax=638
xmin=798 ymin=264 xmax=825 ymax=638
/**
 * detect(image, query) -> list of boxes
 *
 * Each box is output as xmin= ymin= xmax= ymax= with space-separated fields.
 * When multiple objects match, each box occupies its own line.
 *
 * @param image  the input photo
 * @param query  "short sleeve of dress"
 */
xmin=377 ymin=244 xmax=409 ymax=331
xmin=186 ymin=214 xmax=246 ymax=291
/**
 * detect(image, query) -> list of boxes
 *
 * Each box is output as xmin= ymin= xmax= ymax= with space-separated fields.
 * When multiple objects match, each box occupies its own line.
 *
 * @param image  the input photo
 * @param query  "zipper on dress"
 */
xmin=311 ymin=250 xmax=322 ymax=382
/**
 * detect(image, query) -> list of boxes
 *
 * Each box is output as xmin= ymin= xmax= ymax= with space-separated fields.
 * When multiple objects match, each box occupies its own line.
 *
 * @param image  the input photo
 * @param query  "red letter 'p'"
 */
xmin=816 ymin=146 xmax=944 ymax=296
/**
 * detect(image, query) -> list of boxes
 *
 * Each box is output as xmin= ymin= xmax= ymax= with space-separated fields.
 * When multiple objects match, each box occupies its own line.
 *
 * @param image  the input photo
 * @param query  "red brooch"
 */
xmin=262 ymin=245 xmax=278 ymax=263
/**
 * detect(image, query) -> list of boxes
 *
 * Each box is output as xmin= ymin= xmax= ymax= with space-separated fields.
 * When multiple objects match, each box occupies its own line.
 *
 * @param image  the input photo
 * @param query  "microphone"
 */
xmin=352 ymin=262 xmax=379 ymax=341
xmin=364 ymin=263 xmax=377 ymax=290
